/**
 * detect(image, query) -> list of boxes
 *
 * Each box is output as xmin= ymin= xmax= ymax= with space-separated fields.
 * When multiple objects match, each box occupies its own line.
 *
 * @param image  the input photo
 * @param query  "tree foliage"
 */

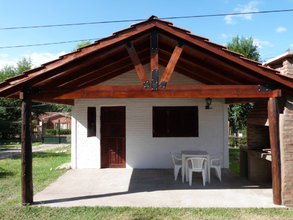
xmin=226 ymin=35 xmax=260 ymax=135
xmin=227 ymin=35 xmax=260 ymax=61
xmin=71 ymin=40 xmax=92 ymax=52
xmin=0 ymin=58 xmax=70 ymax=139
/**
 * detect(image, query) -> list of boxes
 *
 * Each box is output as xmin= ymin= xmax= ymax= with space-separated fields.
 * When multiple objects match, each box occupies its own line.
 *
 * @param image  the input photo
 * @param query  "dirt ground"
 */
xmin=0 ymin=144 xmax=70 ymax=160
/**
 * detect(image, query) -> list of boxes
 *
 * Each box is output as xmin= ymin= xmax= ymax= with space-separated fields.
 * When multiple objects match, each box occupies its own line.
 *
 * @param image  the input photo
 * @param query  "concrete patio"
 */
xmin=34 ymin=168 xmax=284 ymax=208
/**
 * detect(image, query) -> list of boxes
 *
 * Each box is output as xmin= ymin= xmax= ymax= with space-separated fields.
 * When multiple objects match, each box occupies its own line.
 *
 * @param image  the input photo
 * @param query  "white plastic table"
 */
xmin=181 ymin=150 xmax=210 ymax=184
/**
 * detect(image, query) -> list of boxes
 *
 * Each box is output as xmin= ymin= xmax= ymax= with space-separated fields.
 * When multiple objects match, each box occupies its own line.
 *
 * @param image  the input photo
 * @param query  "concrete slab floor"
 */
xmin=34 ymin=169 xmax=285 ymax=208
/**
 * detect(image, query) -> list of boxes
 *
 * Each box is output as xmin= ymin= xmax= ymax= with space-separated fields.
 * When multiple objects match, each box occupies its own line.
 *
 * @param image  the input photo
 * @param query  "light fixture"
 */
xmin=205 ymin=98 xmax=212 ymax=109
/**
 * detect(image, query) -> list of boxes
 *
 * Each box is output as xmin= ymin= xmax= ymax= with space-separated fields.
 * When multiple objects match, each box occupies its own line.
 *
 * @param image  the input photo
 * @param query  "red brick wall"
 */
xmin=247 ymin=99 xmax=270 ymax=150
xmin=281 ymin=107 xmax=293 ymax=206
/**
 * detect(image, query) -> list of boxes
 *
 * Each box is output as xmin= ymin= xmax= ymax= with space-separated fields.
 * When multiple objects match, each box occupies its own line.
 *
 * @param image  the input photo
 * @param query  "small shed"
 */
xmin=0 ymin=16 xmax=293 ymax=206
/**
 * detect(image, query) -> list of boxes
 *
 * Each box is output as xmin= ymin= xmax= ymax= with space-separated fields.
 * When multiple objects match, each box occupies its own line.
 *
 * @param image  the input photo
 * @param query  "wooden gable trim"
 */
xmin=24 ymin=85 xmax=281 ymax=100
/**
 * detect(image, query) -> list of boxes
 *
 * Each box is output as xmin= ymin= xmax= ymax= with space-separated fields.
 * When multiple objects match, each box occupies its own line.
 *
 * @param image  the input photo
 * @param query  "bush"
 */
xmin=60 ymin=129 xmax=71 ymax=135
xmin=229 ymin=136 xmax=247 ymax=148
xmin=46 ymin=129 xmax=57 ymax=136
xmin=46 ymin=129 xmax=71 ymax=136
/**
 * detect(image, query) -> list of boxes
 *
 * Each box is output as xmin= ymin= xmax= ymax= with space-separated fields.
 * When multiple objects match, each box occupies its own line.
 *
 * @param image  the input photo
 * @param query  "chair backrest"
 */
xmin=187 ymin=157 xmax=206 ymax=171
xmin=211 ymin=153 xmax=223 ymax=166
xmin=170 ymin=152 xmax=182 ymax=165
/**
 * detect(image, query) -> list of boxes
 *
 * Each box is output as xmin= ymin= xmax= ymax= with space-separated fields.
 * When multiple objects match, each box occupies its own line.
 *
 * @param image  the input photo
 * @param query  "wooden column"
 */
xmin=268 ymin=97 xmax=282 ymax=205
xmin=150 ymin=29 xmax=158 ymax=91
xmin=21 ymin=98 xmax=33 ymax=205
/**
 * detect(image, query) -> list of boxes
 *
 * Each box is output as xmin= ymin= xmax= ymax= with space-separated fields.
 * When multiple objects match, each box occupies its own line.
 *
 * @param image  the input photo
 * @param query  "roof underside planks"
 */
xmin=0 ymin=16 xmax=292 ymax=105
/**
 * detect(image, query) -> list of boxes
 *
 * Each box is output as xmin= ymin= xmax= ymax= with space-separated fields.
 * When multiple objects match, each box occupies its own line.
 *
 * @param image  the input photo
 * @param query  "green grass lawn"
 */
xmin=229 ymin=146 xmax=240 ymax=175
xmin=0 ymin=145 xmax=292 ymax=219
xmin=0 ymin=142 xmax=42 ymax=150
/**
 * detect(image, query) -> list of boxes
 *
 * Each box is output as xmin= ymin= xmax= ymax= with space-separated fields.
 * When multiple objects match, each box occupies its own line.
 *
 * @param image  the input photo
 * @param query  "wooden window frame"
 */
xmin=153 ymin=106 xmax=198 ymax=138
xmin=87 ymin=107 xmax=96 ymax=137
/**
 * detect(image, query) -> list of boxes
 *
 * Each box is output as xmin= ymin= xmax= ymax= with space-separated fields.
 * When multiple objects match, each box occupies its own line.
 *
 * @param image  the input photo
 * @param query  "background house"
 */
xmin=34 ymin=112 xmax=71 ymax=141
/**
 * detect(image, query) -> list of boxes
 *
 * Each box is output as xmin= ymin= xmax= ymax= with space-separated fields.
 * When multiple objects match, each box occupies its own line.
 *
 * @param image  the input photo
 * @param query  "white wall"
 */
xmin=71 ymin=65 xmax=229 ymax=169
xmin=71 ymin=98 xmax=229 ymax=169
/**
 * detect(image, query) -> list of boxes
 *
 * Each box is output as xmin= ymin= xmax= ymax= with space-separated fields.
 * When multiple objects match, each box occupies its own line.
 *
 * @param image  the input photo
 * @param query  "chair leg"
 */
xmin=202 ymin=170 xmax=206 ymax=186
xmin=216 ymin=167 xmax=221 ymax=182
xmin=189 ymin=169 xmax=192 ymax=186
xmin=174 ymin=166 xmax=181 ymax=181
xmin=213 ymin=167 xmax=222 ymax=182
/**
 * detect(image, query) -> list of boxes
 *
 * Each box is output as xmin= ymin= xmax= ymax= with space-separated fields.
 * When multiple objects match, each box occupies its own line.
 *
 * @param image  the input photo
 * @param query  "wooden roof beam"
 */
xmin=25 ymin=85 xmax=282 ymax=100
xmin=159 ymin=41 xmax=184 ymax=88
xmin=125 ymin=41 xmax=149 ymax=88
xmin=159 ymin=48 xmax=240 ymax=85
xmin=150 ymin=29 xmax=159 ymax=90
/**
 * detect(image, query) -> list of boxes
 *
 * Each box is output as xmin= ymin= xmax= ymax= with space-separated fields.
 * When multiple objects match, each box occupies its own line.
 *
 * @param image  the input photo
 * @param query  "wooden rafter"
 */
xmin=155 ymin=22 xmax=293 ymax=89
xmin=159 ymin=41 xmax=184 ymax=88
xmin=24 ymin=85 xmax=281 ymax=100
xmin=125 ymin=41 xmax=149 ymax=88
xmin=159 ymin=49 xmax=239 ymax=85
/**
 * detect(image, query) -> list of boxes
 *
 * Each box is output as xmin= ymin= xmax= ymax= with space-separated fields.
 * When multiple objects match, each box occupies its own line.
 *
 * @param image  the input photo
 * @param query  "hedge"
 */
xmin=229 ymin=136 xmax=247 ymax=148
xmin=46 ymin=129 xmax=71 ymax=136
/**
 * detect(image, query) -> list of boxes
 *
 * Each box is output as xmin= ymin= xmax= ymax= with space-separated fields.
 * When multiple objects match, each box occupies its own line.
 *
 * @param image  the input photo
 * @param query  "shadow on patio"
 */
xmin=34 ymin=168 xmax=281 ymax=208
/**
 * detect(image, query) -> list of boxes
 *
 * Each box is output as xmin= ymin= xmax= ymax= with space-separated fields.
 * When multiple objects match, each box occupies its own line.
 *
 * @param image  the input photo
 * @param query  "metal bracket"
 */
xmin=258 ymin=84 xmax=278 ymax=92
xmin=21 ymin=87 xmax=41 ymax=94
xmin=177 ymin=41 xmax=184 ymax=48
xmin=151 ymin=69 xmax=158 ymax=91
xmin=143 ymin=81 xmax=150 ymax=88
xmin=160 ymin=81 xmax=167 ymax=89
xmin=126 ymin=41 xmax=132 ymax=49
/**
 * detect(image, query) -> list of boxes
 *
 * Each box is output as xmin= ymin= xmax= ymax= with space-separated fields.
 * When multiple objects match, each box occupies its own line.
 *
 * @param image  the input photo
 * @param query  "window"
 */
xmin=87 ymin=107 xmax=96 ymax=137
xmin=153 ymin=106 xmax=198 ymax=137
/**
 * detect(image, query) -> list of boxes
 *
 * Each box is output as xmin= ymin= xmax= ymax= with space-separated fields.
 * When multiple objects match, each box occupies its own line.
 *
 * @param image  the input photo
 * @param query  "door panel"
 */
xmin=101 ymin=107 xmax=125 ymax=168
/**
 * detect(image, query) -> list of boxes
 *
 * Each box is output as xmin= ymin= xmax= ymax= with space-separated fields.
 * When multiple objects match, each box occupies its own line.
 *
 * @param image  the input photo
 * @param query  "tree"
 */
xmin=0 ymin=58 xmax=70 ymax=139
xmin=227 ymin=35 xmax=260 ymax=61
xmin=71 ymin=40 xmax=92 ymax=52
xmin=226 ymin=35 xmax=260 ymax=135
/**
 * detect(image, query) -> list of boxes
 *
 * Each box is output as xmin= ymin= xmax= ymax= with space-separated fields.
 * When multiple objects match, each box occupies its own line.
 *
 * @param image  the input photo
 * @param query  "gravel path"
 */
xmin=0 ymin=144 xmax=70 ymax=160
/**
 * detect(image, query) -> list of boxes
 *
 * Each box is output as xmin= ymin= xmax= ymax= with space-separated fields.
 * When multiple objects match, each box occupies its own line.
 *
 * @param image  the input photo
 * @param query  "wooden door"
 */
xmin=101 ymin=107 xmax=126 ymax=168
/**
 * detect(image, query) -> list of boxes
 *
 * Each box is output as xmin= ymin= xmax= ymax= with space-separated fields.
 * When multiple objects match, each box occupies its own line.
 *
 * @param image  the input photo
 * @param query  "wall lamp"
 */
xmin=205 ymin=98 xmax=212 ymax=109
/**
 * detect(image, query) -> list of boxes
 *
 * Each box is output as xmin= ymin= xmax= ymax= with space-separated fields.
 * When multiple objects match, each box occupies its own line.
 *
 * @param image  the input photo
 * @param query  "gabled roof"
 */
xmin=39 ymin=112 xmax=71 ymax=122
xmin=1 ymin=15 xmax=293 ymax=105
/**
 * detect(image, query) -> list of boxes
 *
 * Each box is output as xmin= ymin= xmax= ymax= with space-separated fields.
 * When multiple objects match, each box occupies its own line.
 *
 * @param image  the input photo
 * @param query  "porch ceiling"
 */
xmin=1 ymin=15 xmax=293 ymax=105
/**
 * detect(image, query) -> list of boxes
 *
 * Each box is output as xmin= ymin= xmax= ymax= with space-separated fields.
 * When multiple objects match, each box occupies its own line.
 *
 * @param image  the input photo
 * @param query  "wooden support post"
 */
xmin=268 ymin=97 xmax=282 ymax=205
xmin=21 ymin=97 xmax=33 ymax=205
xmin=150 ymin=29 xmax=158 ymax=91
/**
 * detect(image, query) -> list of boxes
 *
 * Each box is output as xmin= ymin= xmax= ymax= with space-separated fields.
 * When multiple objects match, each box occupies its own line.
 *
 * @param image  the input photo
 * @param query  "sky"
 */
xmin=0 ymin=0 xmax=293 ymax=69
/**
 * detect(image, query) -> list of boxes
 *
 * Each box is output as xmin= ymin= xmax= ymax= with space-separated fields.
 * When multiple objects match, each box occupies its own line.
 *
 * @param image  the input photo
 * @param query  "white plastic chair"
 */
xmin=170 ymin=152 xmax=182 ymax=181
xmin=210 ymin=153 xmax=223 ymax=182
xmin=186 ymin=157 xmax=207 ymax=186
